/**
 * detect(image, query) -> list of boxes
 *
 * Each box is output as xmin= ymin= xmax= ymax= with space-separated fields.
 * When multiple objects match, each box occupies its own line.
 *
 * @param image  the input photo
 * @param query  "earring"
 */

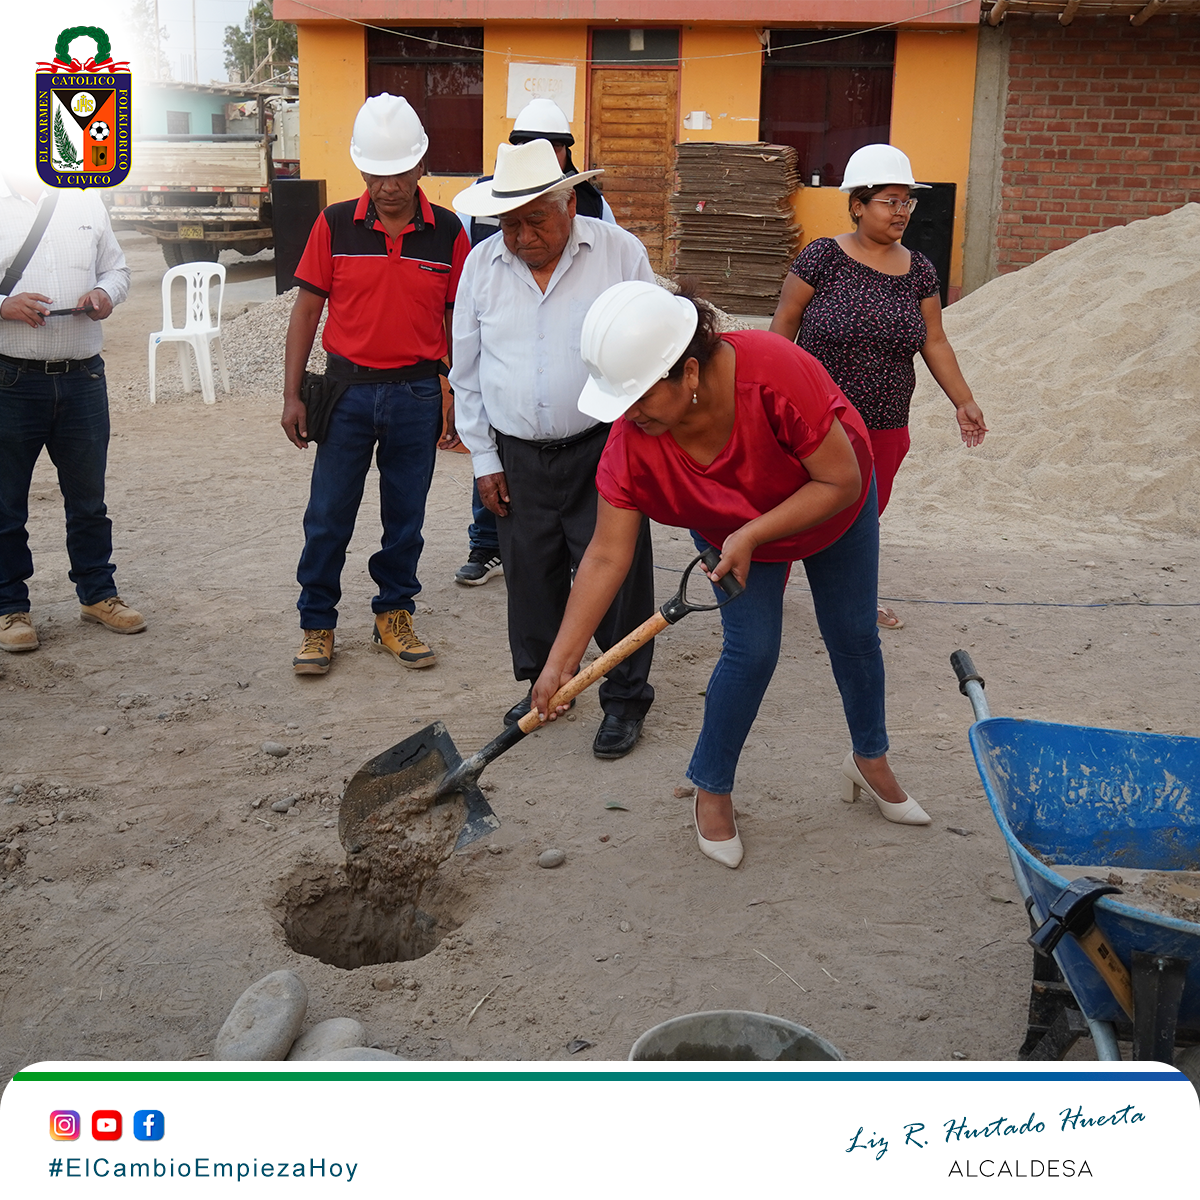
xmin=691 ymin=392 xmax=698 ymax=405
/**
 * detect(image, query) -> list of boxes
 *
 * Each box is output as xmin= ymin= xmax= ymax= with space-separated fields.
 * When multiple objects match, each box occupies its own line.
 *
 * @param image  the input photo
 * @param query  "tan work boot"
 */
xmin=80 ymin=596 xmax=147 ymax=634
xmin=0 ymin=612 xmax=39 ymax=652
xmin=294 ymin=628 xmax=334 ymax=675
xmin=372 ymin=609 xmax=435 ymax=668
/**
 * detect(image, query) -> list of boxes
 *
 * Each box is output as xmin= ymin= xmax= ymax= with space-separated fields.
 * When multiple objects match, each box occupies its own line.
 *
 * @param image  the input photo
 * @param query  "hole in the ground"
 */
xmin=279 ymin=869 xmax=466 ymax=969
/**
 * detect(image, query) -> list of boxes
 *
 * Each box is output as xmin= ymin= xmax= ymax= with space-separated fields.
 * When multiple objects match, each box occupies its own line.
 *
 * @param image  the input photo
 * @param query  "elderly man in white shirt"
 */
xmin=450 ymin=140 xmax=657 ymax=759
xmin=0 ymin=172 xmax=141 ymax=653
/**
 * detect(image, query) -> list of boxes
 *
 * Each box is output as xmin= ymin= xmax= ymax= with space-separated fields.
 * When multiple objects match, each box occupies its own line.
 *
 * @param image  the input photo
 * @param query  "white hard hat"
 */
xmin=578 ymin=282 xmax=699 ymax=423
xmin=510 ymin=98 xmax=574 ymax=145
xmin=350 ymin=94 xmax=429 ymax=175
xmin=454 ymin=140 xmax=603 ymax=217
xmin=839 ymin=144 xmax=930 ymax=192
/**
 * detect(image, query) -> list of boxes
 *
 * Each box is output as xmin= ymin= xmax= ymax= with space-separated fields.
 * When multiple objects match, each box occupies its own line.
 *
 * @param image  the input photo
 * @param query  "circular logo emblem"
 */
xmin=71 ymin=93 xmax=96 ymax=117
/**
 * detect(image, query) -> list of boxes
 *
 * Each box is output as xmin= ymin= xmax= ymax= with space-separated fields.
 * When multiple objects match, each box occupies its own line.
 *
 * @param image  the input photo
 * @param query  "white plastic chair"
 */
xmin=148 ymin=262 xmax=229 ymax=405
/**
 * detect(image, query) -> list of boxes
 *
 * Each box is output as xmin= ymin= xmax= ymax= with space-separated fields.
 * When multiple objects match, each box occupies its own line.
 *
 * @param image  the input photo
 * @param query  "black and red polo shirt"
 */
xmin=295 ymin=188 xmax=470 ymax=370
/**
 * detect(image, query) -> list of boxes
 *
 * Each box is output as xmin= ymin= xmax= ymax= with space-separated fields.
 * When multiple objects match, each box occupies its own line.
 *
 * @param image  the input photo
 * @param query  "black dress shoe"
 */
xmin=503 ymin=690 xmax=574 ymax=728
xmin=592 ymin=713 xmax=644 ymax=759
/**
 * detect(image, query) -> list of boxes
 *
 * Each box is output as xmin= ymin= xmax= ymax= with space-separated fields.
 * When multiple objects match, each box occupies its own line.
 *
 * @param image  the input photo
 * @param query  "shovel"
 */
xmin=339 ymin=547 xmax=744 ymax=855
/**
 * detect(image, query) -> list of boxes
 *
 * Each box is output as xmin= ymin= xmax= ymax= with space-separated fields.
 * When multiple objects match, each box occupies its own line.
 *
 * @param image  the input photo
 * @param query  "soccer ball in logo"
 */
xmin=88 ymin=120 xmax=110 ymax=141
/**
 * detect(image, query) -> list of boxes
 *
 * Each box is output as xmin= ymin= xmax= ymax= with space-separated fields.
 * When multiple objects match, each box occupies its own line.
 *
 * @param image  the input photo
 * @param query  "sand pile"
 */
xmin=893 ymin=203 xmax=1200 ymax=547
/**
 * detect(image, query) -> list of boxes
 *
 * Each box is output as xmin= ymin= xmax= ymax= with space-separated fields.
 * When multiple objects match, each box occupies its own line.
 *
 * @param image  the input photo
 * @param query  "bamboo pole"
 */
xmin=1131 ymin=0 xmax=1166 ymax=25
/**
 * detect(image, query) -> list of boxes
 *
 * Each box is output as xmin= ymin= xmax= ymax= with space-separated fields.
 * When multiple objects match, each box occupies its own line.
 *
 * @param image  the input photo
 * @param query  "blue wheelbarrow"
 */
xmin=951 ymin=650 xmax=1200 ymax=1063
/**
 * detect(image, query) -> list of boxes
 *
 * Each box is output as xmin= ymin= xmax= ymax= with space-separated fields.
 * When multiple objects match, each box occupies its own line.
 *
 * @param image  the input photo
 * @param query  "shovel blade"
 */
xmin=452 ymin=782 xmax=501 ymax=852
xmin=338 ymin=721 xmax=498 ymax=853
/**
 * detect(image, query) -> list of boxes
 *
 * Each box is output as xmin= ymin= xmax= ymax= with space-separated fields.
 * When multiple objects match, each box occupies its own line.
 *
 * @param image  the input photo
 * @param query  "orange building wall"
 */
xmin=890 ymin=28 xmax=979 ymax=289
xmin=296 ymin=23 xmax=366 ymax=205
xmin=294 ymin=18 xmax=978 ymax=287
xmin=426 ymin=24 xmax=591 ymax=210
xmin=793 ymin=28 xmax=978 ymax=291
xmin=275 ymin=1 xmax=979 ymax=26
xmin=677 ymin=27 xmax=762 ymax=145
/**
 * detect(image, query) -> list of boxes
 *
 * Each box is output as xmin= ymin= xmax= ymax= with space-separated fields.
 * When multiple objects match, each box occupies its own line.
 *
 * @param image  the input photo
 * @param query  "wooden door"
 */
xmin=588 ymin=69 xmax=678 ymax=273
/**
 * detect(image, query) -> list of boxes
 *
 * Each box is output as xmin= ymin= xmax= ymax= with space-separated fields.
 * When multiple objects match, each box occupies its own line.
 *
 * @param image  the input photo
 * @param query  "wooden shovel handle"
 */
xmin=517 ymin=611 xmax=669 ymax=735
xmin=1076 ymin=925 xmax=1135 ymax=1019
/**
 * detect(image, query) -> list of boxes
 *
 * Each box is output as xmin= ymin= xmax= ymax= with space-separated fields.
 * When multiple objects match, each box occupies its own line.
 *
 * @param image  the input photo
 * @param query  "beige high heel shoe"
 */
xmin=841 ymin=751 xmax=931 ymax=826
xmin=694 ymin=796 xmax=744 ymax=868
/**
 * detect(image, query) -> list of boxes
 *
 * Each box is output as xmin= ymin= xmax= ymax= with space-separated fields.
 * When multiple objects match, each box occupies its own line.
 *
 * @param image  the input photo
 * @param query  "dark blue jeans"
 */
xmin=687 ymin=478 xmax=886 ymax=794
xmin=0 ymin=354 xmax=117 ymax=613
xmin=296 ymin=376 xmax=443 ymax=629
xmin=468 ymin=478 xmax=499 ymax=553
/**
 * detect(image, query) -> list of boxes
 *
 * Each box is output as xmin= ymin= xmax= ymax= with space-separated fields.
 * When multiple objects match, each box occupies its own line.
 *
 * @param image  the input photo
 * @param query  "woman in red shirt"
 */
xmin=530 ymin=281 xmax=928 ymax=870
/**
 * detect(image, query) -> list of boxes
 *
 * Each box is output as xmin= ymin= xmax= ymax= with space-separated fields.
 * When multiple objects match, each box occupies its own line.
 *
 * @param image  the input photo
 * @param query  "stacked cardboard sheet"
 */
xmin=669 ymin=142 xmax=802 ymax=316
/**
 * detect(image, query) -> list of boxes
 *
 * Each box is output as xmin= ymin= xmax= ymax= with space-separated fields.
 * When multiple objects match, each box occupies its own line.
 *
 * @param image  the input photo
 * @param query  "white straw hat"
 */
xmin=453 ymin=140 xmax=603 ymax=218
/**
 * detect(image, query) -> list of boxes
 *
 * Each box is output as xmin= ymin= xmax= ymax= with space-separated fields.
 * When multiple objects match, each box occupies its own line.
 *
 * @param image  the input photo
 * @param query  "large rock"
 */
xmin=319 ymin=1046 xmax=401 ymax=1061
xmin=286 ymin=1018 xmax=367 ymax=1062
xmin=214 ymin=970 xmax=308 ymax=1061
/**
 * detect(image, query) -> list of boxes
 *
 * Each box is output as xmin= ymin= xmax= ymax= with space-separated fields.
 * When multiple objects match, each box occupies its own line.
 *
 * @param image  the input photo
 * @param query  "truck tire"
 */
xmin=162 ymin=241 xmax=220 ymax=267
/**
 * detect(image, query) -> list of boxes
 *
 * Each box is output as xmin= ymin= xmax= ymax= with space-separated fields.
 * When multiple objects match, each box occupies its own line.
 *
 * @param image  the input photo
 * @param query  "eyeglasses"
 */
xmin=869 ymin=197 xmax=918 ymax=214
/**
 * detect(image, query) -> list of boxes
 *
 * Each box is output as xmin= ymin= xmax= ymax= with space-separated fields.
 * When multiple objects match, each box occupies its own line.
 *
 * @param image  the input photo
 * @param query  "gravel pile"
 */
xmin=220 ymin=289 xmax=325 ymax=394
xmin=218 ymin=276 xmax=751 ymax=395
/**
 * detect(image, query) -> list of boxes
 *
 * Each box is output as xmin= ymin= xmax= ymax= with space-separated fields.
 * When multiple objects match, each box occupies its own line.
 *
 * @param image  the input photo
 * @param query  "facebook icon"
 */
xmin=133 ymin=1110 xmax=164 ymax=1141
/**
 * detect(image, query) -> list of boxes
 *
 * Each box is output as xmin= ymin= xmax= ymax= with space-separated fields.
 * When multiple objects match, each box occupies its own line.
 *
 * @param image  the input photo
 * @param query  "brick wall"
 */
xmin=998 ymin=15 xmax=1200 ymax=273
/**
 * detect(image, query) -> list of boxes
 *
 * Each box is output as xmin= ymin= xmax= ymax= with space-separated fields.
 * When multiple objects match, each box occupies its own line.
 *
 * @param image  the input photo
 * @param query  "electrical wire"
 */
xmin=651 ymin=563 xmax=1199 ymax=608
xmin=875 ymin=596 xmax=1200 ymax=609
xmin=283 ymin=0 xmax=978 ymax=68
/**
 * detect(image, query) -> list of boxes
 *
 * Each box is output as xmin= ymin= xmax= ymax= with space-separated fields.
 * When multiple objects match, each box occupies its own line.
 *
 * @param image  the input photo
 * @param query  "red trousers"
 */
xmin=867 ymin=425 xmax=911 ymax=516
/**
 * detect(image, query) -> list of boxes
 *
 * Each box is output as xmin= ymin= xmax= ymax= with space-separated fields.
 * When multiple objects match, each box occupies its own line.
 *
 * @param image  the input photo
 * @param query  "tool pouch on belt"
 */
xmin=300 ymin=372 xmax=349 ymax=444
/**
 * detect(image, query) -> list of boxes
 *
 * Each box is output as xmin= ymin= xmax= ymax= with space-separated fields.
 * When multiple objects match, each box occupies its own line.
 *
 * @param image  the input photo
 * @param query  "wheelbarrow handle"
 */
xmin=951 ymin=649 xmax=985 ymax=694
xmin=950 ymin=649 xmax=992 ymax=721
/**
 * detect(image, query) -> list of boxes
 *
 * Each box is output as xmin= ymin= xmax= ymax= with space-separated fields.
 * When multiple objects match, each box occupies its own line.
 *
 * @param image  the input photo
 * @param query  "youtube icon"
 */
xmin=92 ymin=1111 xmax=122 ymax=1140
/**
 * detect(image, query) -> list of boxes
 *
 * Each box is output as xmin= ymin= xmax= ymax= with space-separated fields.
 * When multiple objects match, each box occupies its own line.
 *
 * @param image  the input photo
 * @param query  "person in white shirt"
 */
xmin=450 ymin=139 xmax=657 ymax=759
xmin=450 ymin=97 xmax=615 ymax=590
xmin=0 ymin=173 xmax=142 ymax=653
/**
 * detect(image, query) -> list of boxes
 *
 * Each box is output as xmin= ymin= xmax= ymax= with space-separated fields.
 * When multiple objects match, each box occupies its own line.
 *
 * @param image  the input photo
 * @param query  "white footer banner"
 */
xmin=2 ymin=1061 xmax=1196 ymax=1194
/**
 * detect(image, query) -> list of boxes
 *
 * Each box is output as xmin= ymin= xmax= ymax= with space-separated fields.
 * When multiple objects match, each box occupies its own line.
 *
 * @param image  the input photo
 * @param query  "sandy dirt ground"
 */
xmin=2 ymin=233 xmax=1198 ymax=1076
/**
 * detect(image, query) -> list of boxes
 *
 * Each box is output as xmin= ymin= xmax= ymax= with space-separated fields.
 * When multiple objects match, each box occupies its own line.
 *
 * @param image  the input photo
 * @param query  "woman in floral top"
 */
xmin=770 ymin=145 xmax=987 ymax=629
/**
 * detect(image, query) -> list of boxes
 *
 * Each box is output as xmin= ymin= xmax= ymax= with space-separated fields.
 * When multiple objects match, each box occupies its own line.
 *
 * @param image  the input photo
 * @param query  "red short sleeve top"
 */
xmin=595 ymin=330 xmax=874 ymax=563
xmin=294 ymin=189 xmax=469 ymax=369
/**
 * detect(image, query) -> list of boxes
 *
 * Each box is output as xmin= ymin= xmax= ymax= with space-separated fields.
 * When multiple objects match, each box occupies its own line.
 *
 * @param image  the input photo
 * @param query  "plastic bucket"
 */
xmin=628 ymin=1010 xmax=845 ymax=1062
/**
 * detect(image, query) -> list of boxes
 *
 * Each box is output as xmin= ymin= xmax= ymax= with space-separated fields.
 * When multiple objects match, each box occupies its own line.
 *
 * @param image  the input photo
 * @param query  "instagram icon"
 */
xmin=50 ymin=1111 xmax=80 ymax=1140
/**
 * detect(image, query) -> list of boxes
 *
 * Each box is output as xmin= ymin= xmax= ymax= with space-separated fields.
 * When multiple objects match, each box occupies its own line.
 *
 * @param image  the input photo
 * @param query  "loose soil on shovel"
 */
xmin=2 ymin=232 xmax=1199 ymax=1073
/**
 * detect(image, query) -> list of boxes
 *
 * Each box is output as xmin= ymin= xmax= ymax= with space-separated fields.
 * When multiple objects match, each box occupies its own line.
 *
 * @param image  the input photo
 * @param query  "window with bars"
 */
xmin=366 ymin=27 xmax=484 ymax=175
xmin=759 ymin=31 xmax=895 ymax=188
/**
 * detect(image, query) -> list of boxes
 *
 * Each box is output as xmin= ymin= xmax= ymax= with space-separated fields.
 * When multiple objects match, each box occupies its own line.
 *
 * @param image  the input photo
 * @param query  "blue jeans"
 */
xmin=296 ymin=376 xmax=443 ymax=628
xmin=468 ymin=478 xmax=499 ymax=553
xmin=0 ymin=355 xmax=117 ymax=613
xmin=687 ymin=478 xmax=886 ymax=794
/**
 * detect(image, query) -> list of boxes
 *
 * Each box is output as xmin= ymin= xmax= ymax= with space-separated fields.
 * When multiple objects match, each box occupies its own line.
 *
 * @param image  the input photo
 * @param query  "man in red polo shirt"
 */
xmin=281 ymin=95 xmax=469 ymax=675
